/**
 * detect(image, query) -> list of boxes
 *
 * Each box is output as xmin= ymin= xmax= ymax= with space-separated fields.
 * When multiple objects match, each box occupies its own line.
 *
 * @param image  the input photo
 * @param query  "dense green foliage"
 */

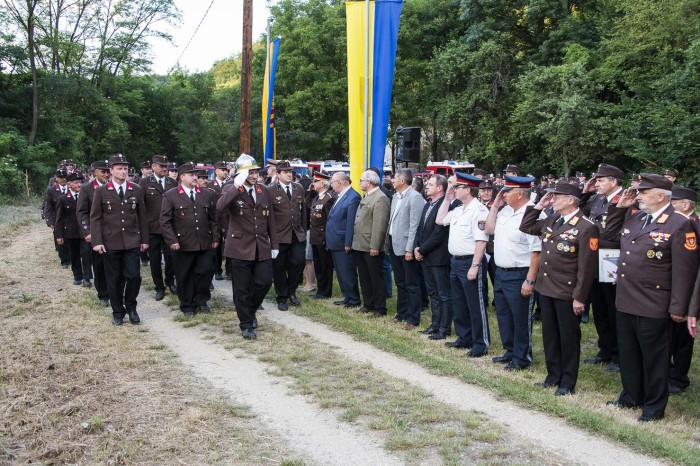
xmin=1 ymin=0 xmax=699 ymax=198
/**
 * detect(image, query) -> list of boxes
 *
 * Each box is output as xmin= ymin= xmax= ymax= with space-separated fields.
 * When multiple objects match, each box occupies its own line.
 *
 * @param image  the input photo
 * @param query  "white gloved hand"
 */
xmin=233 ymin=169 xmax=249 ymax=188
xmin=271 ymin=249 xmax=279 ymax=259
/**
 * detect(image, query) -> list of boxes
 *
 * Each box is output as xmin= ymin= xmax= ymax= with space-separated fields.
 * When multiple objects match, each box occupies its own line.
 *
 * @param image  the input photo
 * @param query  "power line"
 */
xmin=174 ymin=0 xmax=217 ymax=68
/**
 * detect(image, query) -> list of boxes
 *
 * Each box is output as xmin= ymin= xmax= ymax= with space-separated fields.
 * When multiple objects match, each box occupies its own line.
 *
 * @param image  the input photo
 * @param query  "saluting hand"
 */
xmin=535 ymin=192 xmax=554 ymax=210
xmin=445 ymin=185 xmax=456 ymax=202
xmin=233 ymin=169 xmax=249 ymax=188
xmin=615 ymin=188 xmax=637 ymax=208
xmin=582 ymin=178 xmax=597 ymax=193
xmin=493 ymin=189 xmax=507 ymax=209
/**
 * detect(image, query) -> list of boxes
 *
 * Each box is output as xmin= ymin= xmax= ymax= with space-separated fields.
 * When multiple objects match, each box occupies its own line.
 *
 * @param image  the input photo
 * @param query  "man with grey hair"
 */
xmin=387 ymin=168 xmax=426 ymax=330
xmin=604 ymin=175 xmax=698 ymax=421
xmin=353 ymin=170 xmax=391 ymax=316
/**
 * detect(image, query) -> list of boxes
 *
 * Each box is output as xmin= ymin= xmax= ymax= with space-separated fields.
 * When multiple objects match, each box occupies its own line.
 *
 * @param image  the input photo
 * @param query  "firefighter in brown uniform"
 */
xmin=579 ymin=163 xmax=626 ymax=372
xmin=308 ymin=171 xmax=336 ymax=299
xmin=90 ymin=154 xmax=149 ymax=326
xmin=208 ymin=161 xmax=231 ymax=280
xmin=605 ymin=174 xmax=698 ymax=421
xmin=217 ymin=154 xmax=279 ymax=340
xmin=55 ymin=172 xmax=92 ymax=286
xmin=43 ymin=168 xmax=71 ymax=268
xmin=160 ymin=163 xmax=218 ymax=316
xmin=268 ymin=160 xmax=307 ymax=311
xmin=520 ymin=182 xmax=598 ymax=396
xmin=139 ymin=155 xmax=177 ymax=301
xmin=77 ymin=160 xmax=111 ymax=306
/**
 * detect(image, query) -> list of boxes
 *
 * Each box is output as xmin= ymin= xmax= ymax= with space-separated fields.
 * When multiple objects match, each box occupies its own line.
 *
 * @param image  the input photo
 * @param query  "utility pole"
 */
xmin=239 ymin=0 xmax=252 ymax=154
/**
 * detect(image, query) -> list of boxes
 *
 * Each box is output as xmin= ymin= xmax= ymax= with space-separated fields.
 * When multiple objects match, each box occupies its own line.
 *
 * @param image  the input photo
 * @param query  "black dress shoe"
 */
xmin=168 ymin=283 xmax=177 ymax=293
xmin=669 ymin=384 xmax=684 ymax=395
xmin=555 ymin=387 xmax=574 ymax=396
xmin=580 ymin=312 xmax=589 ymax=323
xmin=467 ymin=349 xmax=488 ymax=358
xmin=242 ymin=329 xmax=257 ymax=340
xmin=491 ymin=355 xmax=512 ymax=364
xmin=333 ymin=300 xmax=347 ymax=306
xmin=583 ymin=355 xmax=610 ymax=365
xmin=209 ymin=283 xmax=214 ymax=290
xmin=73 ymin=279 xmax=82 ymax=285
xmin=356 ymin=306 xmax=373 ymax=313
xmin=535 ymin=381 xmax=557 ymax=388
xmin=445 ymin=340 xmax=469 ymax=348
xmin=141 ymin=260 xmax=149 ymax=266
xmin=278 ymin=302 xmax=288 ymax=311
xmin=607 ymin=362 xmax=621 ymax=372
xmin=62 ymin=263 xmax=70 ymax=269
xmin=183 ymin=311 xmax=194 ymax=317
xmin=428 ymin=332 xmax=448 ymax=340
xmin=258 ymin=305 xmax=264 ymax=310
xmin=418 ymin=326 xmax=438 ymax=335
xmin=155 ymin=290 xmax=165 ymax=301
xmin=112 ymin=316 xmax=124 ymax=326
xmin=370 ymin=311 xmax=386 ymax=318
xmin=504 ymin=361 xmax=526 ymax=371
xmin=313 ymin=294 xmax=330 ymax=299
xmin=198 ymin=303 xmax=211 ymax=313
xmin=99 ymin=298 xmax=110 ymax=307
xmin=638 ymin=412 xmax=663 ymax=422
xmin=128 ymin=311 xmax=141 ymax=324
xmin=215 ymin=273 xmax=223 ymax=281
xmin=252 ymin=318 xmax=258 ymax=329
xmin=82 ymin=279 xmax=92 ymax=288
xmin=289 ymin=294 xmax=300 ymax=306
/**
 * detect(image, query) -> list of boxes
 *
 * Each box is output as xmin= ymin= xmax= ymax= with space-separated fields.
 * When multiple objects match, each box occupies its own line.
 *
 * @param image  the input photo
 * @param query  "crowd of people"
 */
xmin=42 ymin=155 xmax=699 ymax=423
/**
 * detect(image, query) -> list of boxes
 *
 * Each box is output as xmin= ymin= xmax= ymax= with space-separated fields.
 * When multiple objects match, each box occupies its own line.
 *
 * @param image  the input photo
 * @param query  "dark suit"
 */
xmin=326 ymin=187 xmax=361 ymax=305
xmin=161 ymin=186 xmax=217 ymax=313
xmin=77 ymin=180 xmax=107 ymax=300
xmin=140 ymin=175 xmax=176 ymax=292
xmin=55 ymin=190 xmax=91 ymax=281
xmin=43 ymin=183 xmax=70 ymax=266
xmin=90 ymin=181 xmax=149 ymax=319
xmin=603 ymin=204 xmax=699 ymax=418
xmin=309 ymin=190 xmax=336 ymax=297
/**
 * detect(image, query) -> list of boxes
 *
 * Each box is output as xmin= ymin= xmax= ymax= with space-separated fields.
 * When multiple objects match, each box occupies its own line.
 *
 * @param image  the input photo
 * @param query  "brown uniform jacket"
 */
xmin=207 ymin=178 xmax=226 ymax=196
xmin=140 ymin=175 xmax=176 ymax=235
xmin=268 ymin=182 xmax=307 ymax=244
xmin=42 ymin=183 xmax=67 ymax=226
xmin=309 ymin=190 xmax=336 ymax=246
xmin=580 ymin=189 xmax=625 ymax=249
xmin=217 ymin=183 xmax=279 ymax=261
xmin=160 ymin=185 xmax=217 ymax=251
xmin=603 ymin=204 xmax=699 ymax=318
xmin=352 ymin=188 xmax=391 ymax=252
xmin=520 ymin=207 xmax=598 ymax=302
xmin=55 ymin=191 xmax=82 ymax=239
xmin=90 ymin=181 xmax=149 ymax=250
xmin=77 ymin=180 xmax=102 ymax=239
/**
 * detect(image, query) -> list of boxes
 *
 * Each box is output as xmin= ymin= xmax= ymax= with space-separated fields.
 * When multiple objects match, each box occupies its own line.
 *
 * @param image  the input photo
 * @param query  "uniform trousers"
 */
xmin=450 ymin=256 xmax=489 ymax=352
xmin=148 ymin=233 xmax=174 ymax=291
xmin=356 ymin=251 xmax=387 ymax=314
xmin=589 ymin=280 xmax=619 ymax=363
xmin=91 ymin=248 xmax=109 ymax=300
xmin=617 ymin=311 xmax=668 ymax=418
xmin=172 ymin=249 xmax=215 ymax=313
xmin=79 ymin=239 xmax=93 ymax=280
xmin=54 ymin=230 xmax=70 ymax=265
xmin=103 ymin=248 xmax=141 ymax=318
xmin=272 ymin=236 xmax=306 ymax=303
xmin=64 ymin=238 xmax=91 ymax=281
xmin=312 ymin=244 xmax=334 ymax=297
xmin=214 ymin=236 xmax=225 ymax=275
xmin=538 ymin=295 xmax=580 ymax=390
xmin=231 ymin=257 xmax=273 ymax=330
xmin=330 ymin=249 xmax=360 ymax=305
xmin=388 ymin=241 xmax=421 ymax=325
xmin=494 ymin=267 xmax=533 ymax=367
xmin=668 ymin=320 xmax=694 ymax=390
xmin=383 ymin=253 xmax=393 ymax=297
xmin=422 ymin=263 xmax=452 ymax=334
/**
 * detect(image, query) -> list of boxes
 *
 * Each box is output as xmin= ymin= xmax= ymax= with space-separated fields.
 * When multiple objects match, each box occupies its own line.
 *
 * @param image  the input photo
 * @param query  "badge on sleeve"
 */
xmin=478 ymin=220 xmax=485 ymax=231
xmin=685 ymin=232 xmax=697 ymax=251
xmin=589 ymin=238 xmax=599 ymax=251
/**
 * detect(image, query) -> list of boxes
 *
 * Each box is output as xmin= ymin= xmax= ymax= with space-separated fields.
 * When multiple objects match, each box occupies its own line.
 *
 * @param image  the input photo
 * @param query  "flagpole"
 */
xmin=363 ymin=0 xmax=370 ymax=169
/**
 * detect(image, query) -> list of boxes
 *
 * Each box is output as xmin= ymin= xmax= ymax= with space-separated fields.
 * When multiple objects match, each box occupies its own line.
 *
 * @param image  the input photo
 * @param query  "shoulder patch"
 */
xmin=611 ymin=195 xmax=621 ymax=204
xmin=590 ymin=238 xmax=599 ymax=251
xmin=478 ymin=220 xmax=486 ymax=230
xmin=685 ymin=232 xmax=697 ymax=251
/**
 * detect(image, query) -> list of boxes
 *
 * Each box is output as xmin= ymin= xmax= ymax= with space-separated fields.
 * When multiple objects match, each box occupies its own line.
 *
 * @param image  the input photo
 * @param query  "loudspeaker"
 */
xmin=396 ymin=127 xmax=420 ymax=163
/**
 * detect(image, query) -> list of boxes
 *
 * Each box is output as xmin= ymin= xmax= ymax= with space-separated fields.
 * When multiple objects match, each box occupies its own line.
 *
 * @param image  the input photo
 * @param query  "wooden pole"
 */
xmin=239 ymin=0 xmax=253 ymax=154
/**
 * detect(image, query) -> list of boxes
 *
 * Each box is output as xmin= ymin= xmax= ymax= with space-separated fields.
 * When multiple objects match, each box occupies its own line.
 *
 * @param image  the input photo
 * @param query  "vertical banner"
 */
xmin=262 ymin=37 xmax=281 ymax=160
xmin=346 ymin=0 xmax=403 ymax=191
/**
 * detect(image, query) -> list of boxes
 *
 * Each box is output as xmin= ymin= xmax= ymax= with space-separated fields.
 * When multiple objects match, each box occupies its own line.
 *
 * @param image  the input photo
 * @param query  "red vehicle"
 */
xmin=425 ymin=160 xmax=475 ymax=177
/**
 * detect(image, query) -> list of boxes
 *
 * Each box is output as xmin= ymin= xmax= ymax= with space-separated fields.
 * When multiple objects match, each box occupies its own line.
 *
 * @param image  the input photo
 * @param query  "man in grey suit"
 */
xmin=387 ymin=168 xmax=427 ymax=329
xmin=353 ymin=170 xmax=391 ymax=316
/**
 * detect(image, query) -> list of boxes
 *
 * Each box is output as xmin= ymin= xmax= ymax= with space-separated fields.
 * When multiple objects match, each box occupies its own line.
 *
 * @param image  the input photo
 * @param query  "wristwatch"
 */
xmin=525 ymin=278 xmax=535 ymax=285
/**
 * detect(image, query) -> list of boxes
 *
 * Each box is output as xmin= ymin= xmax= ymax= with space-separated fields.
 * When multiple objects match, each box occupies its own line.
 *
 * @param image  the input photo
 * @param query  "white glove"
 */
xmin=233 ymin=169 xmax=249 ymax=188
xmin=271 ymin=249 xmax=279 ymax=259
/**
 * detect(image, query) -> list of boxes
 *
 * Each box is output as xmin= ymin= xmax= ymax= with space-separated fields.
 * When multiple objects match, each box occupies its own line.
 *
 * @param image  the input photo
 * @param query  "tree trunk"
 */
xmin=239 ymin=0 xmax=252 ymax=155
xmin=27 ymin=0 xmax=39 ymax=145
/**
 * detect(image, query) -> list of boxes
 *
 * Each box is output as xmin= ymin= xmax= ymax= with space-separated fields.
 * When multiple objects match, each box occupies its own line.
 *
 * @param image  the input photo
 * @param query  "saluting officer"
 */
xmin=308 ymin=171 xmax=336 ymax=299
xmin=91 ymin=154 xmax=149 ymax=325
xmin=160 ymin=163 xmax=218 ymax=316
xmin=208 ymin=161 xmax=231 ymax=281
xmin=77 ymin=160 xmax=110 ymax=306
xmin=140 ymin=155 xmax=177 ymax=301
xmin=217 ymin=154 xmax=279 ymax=340
xmin=43 ymin=168 xmax=71 ymax=268
xmin=520 ymin=182 xmax=598 ymax=396
xmin=268 ymin=160 xmax=307 ymax=311
xmin=55 ymin=173 xmax=92 ymax=287
xmin=605 ymin=175 xmax=698 ymax=421
xmin=579 ymin=163 xmax=626 ymax=372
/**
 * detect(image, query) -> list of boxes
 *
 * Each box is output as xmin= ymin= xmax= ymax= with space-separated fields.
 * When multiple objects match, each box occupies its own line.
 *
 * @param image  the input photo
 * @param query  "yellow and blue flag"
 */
xmin=262 ymin=37 xmax=281 ymax=161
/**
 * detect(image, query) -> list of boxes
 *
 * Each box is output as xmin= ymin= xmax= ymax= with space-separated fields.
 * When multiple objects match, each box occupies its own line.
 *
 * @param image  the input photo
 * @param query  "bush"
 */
xmin=0 ymin=131 xmax=56 ymax=199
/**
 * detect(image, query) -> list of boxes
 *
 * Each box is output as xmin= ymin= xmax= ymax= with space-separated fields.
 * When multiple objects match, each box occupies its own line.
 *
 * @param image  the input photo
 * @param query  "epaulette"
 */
xmin=580 ymin=216 xmax=595 ymax=224
xmin=674 ymin=210 xmax=691 ymax=219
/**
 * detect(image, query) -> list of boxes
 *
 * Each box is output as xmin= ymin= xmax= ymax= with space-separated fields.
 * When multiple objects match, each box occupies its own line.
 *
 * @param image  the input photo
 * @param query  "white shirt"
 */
xmin=154 ymin=175 xmax=165 ymax=189
xmin=182 ymin=185 xmax=195 ymax=201
xmin=443 ymin=198 xmax=489 ymax=256
xmin=649 ymin=203 xmax=671 ymax=223
xmin=334 ymin=185 xmax=353 ymax=205
xmin=493 ymin=202 xmax=543 ymax=268
xmin=606 ymin=188 xmax=623 ymax=203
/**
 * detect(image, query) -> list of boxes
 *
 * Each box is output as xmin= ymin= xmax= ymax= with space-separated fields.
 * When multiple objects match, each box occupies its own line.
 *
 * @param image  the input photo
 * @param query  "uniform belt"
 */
xmin=498 ymin=266 xmax=529 ymax=272
xmin=452 ymin=255 xmax=474 ymax=260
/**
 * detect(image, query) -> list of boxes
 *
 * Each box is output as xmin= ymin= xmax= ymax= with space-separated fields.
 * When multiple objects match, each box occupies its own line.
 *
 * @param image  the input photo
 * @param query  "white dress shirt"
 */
xmin=493 ymin=202 xmax=543 ymax=268
xmin=443 ymin=198 xmax=489 ymax=256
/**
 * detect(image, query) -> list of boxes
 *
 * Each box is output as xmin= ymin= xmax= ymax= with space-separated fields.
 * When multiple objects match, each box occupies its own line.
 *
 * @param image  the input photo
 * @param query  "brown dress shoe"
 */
xmin=404 ymin=323 xmax=416 ymax=330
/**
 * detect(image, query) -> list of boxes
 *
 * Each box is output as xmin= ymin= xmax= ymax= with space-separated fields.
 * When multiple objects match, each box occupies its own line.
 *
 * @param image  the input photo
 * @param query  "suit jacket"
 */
xmin=386 ymin=187 xmax=426 ymax=255
xmin=268 ymin=182 xmax=307 ymax=244
xmin=520 ymin=207 xmax=598 ymax=302
xmin=55 ymin=191 xmax=81 ymax=239
xmin=603 ymin=205 xmax=699 ymax=318
xmin=90 ymin=181 xmax=149 ymax=250
xmin=42 ymin=183 xmax=67 ymax=226
xmin=140 ymin=175 xmax=176 ymax=235
xmin=217 ymin=182 xmax=279 ymax=261
xmin=160 ymin=186 xmax=218 ymax=251
xmin=325 ymin=187 xmax=361 ymax=251
xmin=308 ymin=190 xmax=336 ymax=246
xmin=414 ymin=196 xmax=450 ymax=266
xmin=352 ymin=188 xmax=390 ymax=253
xmin=77 ymin=180 xmax=103 ymax=239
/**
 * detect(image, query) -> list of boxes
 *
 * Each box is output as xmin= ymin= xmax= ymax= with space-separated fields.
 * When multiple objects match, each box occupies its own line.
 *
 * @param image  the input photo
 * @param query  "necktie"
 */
xmin=189 ymin=190 xmax=195 ymax=204
xmin=249 ymin=188 xmax=255 ymax=204
xmin=74 ymin=193 xmax=78 ymax=202
xmin=160 ymin=179 xmax=164 ymax=190
xmin=643 ymin=214 xmax=653 ymax=228
xmin=286 ymin=185 xmax=291 ymax=200
xmin=118 ymin=186 xmax=124 ymax=200
xmin=556 ymin=216 xmax=565 ymax=228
